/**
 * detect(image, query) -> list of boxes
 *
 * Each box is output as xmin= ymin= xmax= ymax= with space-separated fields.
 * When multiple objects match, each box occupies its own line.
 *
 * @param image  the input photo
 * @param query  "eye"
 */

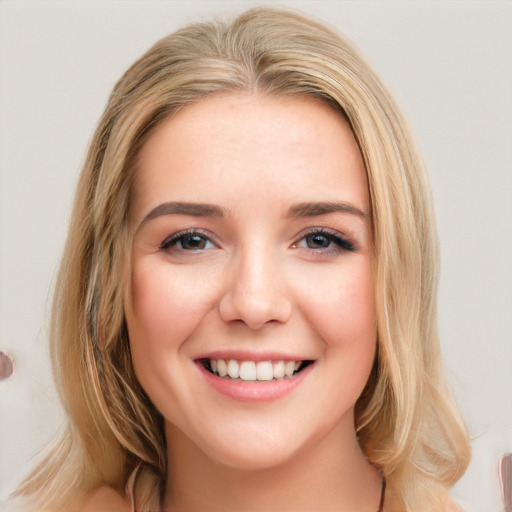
xmin=304 ymin=233 xmax=333 ymax=249
xmin=160 ymin=229 xmax=216 ymax=252
xmin=293 ymin=228 xmax=355 ymax=254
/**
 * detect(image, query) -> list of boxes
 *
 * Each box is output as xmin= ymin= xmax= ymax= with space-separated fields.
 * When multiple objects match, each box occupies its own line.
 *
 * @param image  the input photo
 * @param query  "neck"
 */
xmin=162 ymin=420 xmax=383 ymax=512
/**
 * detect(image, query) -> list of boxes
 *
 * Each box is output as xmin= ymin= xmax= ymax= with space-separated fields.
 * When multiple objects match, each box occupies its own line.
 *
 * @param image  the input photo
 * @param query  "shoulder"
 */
xmin=81 ymin=486 xmax=131 ymax=512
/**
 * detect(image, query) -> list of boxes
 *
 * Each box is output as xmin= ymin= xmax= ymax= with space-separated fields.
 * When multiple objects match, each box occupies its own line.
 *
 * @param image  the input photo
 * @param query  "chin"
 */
xmin=193 ymin=416 xmax=334 ymax=472
xmin=207 ymin=440 xmax=302 ymax=472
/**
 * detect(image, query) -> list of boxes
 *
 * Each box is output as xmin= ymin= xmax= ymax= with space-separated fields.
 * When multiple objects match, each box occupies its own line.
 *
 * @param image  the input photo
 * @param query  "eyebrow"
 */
xmin=286 ymin=201 xmax=367 ymax=219
xmin=139 ymin=201 xmax=224 ymax=229
xmin=137 ymin=199 xmax=367 ymax=232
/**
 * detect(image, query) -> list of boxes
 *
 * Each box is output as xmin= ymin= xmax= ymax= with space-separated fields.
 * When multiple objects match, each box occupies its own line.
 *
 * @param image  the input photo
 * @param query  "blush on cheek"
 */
xmin=310 ymin=281 xmax=375 ymax=344
xmin=128 ymin=262 xmax=220 ymax=355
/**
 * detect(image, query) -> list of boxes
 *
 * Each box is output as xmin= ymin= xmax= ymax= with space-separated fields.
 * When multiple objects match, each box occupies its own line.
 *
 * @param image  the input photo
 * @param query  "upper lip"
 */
xmin=195 ymin=350 xmax=315 ymax=362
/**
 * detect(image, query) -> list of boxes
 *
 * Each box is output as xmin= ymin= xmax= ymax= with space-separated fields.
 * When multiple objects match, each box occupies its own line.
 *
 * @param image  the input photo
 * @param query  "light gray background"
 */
xmin=0 ymin=1 xmax=510 ymax=510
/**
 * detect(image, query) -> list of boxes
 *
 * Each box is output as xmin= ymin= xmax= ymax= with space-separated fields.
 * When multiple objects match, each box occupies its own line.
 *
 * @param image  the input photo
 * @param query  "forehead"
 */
xmin=131 ymin=93 xmax=369 ymax=222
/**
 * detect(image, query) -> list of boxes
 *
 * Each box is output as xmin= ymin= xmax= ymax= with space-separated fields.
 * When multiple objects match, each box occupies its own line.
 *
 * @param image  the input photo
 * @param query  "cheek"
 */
xmin=125 ymin=260 xmax=225 ymax=420
xmin=293 ymin=260 xmax=377 ymax=423
xmin=297 ymin=261 xmax=376 ymax=350
xmin=130 ymin=262 xmax=209 ymax=332
xmin=126 ymin=261 xmax=219 ymax=371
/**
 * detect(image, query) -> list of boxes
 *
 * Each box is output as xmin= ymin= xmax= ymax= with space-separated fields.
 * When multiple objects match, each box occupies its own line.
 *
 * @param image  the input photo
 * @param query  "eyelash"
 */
xmin=160 ymin=229 xmax=218 ymax=251
xmin=159 ymin=227 xmax=356 ymax=254
xmin=292 ymin=227 xmax=356 ymax=255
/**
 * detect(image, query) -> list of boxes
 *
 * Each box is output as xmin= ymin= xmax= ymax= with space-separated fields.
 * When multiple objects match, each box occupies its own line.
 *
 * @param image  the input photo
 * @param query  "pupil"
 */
xmin=182 ymin=235 xmax=205 ymax=249
xmin=308 ymin=234 xmax=329 ymax=248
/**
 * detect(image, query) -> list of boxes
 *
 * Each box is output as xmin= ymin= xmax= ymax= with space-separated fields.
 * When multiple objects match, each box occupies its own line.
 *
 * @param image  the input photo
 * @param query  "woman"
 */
xmin=14 ymin=6 xmax=470 ymax=512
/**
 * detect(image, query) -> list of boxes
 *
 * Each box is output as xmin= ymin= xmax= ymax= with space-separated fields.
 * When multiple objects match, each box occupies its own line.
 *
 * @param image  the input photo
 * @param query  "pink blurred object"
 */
xmin=500 ymin=453 xmax=512 ymax=512
xmin=0 ymin=351 xmax=15 ymax=381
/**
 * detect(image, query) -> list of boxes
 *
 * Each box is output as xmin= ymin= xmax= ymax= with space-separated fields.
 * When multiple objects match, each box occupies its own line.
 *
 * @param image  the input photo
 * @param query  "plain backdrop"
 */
xmin=0 ymin=1 xmax=511 ymax=510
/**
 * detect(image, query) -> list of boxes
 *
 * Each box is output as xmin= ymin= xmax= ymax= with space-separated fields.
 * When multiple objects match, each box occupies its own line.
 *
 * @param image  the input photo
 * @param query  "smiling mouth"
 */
xmin=199 ymin=359 xmax=314 ymax=381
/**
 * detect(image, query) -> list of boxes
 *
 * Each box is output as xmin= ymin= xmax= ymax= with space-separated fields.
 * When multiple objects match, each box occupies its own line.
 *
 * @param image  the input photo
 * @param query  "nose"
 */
xmin=218 ymin=246 xmax=293 ymax=330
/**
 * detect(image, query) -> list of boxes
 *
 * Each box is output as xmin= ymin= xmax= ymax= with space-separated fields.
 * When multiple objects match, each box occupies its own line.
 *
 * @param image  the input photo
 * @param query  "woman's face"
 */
xmin=125 ymin=93 xmax=376 ymax=469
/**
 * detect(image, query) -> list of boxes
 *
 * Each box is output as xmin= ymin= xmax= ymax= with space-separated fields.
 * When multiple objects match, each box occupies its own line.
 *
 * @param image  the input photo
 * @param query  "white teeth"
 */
xmin=239 ymin=361 xmax=257 ymax=381
xmin=208 ymin=359 xmax=306 ymax=380
xmin=217 ymin=359 xmax=227 ymax=377
xmin=273 ymin=360 xmax=285 ymax=379
xmin=256 ymin=361 xmax=273 ymax=381
xmin=284 ymin=360 xmax=296 ymax=377
xmin=227 ymin=359 xmax=239 ymax=379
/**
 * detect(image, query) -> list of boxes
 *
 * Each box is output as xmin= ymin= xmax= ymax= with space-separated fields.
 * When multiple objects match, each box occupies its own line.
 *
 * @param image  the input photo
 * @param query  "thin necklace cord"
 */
xmin=128 ymin=471 xmax=387 ymax=511
xmin=377 ymin=477 xmax=386 ymax=512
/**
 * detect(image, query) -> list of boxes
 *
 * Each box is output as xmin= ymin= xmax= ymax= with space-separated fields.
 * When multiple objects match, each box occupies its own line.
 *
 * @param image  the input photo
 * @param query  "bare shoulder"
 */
xmin=81 ymin=486 xmax=131 ymax=512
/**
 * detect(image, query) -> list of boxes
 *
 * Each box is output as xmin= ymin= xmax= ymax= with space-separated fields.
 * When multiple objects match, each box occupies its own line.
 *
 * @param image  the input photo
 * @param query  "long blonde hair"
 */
xmin=16 ymin=7 xmax=470 ymax=511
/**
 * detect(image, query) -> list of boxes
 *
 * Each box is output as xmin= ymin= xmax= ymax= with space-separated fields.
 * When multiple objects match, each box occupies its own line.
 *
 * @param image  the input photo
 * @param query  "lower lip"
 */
xmin=197 ymin=363 xmax=314 ymax=403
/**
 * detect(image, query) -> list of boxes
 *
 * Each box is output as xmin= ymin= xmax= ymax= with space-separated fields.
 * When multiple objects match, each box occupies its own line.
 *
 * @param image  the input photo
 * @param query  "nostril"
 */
xmin=218 ymin=290 xmax=293 ymax=330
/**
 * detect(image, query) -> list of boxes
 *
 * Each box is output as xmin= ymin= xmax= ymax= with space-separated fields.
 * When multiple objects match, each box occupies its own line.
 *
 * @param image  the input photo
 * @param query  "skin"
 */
xmin=125 ymin=93 xmax=380 ymax=511
xmin=81 ymin=94 xmax=464 ymax=512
